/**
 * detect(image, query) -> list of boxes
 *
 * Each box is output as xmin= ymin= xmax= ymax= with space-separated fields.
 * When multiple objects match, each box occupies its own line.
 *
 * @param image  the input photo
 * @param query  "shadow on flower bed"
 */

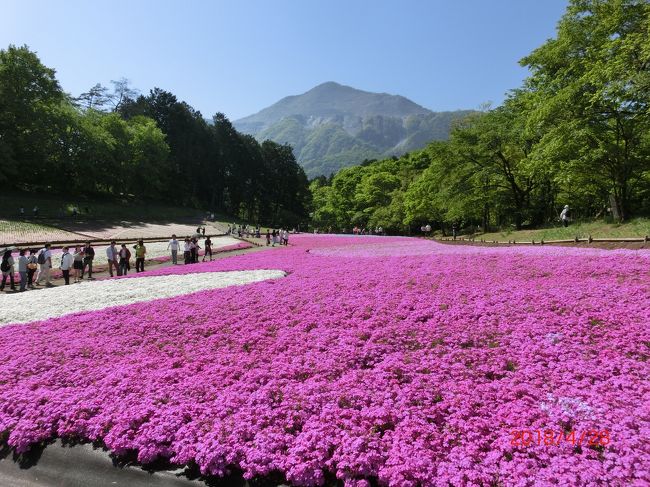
xmin=0 ymin=436 xmax=359 ymax=487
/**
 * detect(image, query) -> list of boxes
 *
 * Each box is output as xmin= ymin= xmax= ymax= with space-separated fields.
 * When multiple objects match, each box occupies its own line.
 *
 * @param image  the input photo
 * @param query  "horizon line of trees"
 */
xmin=0 ymin=45 xmax=310 ymax=227
xmin=310 ymin=0 xmax=650 ymax=234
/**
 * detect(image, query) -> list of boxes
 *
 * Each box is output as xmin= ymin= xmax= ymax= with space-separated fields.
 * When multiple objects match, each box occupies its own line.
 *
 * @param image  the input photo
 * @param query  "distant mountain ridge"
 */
xmin=234 ymin=82 xmax=472 ymax=177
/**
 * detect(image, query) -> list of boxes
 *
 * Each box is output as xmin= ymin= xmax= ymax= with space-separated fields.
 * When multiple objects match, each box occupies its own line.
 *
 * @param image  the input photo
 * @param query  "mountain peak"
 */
xmin=233 ymin=82 xmax=472 ymax=178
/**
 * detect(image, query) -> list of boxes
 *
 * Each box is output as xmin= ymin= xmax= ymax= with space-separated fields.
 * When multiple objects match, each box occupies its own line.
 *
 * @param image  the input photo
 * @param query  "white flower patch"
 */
xmin=0 ymin=270 xmax=285 ymax=327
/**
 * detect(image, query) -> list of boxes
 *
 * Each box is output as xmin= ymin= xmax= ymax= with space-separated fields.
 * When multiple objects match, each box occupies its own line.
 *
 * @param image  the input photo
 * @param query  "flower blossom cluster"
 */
xmin=0 ymin=235 xmax=648 ymax=486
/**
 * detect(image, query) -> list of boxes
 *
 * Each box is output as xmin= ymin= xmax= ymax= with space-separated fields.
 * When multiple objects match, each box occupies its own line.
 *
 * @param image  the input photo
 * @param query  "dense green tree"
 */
xmin=522 ymin=0 xmax=650 ymax=220
xmin=0 ymin=45 xmax=64 ymax=183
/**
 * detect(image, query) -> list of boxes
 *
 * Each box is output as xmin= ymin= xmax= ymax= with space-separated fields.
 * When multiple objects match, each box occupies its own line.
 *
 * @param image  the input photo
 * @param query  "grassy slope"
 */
xmin=0 ymin=190 xmax=203 ymax=222
xmin=477 ymin=218 xmax=650 ymax=241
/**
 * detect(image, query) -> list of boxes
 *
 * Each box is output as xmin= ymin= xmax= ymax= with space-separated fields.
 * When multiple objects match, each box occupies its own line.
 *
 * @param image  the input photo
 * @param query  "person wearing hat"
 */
xmin=560 ymin=205 xmax=570 ymax=227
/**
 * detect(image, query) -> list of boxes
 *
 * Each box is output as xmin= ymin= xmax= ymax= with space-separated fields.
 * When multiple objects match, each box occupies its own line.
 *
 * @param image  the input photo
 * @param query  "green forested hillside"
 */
xmin=310 ymin=0 xmax=650 ymax=234
xmin=235 ymin=82 xmax=472 ymax=177
xmin=0 ymin=46 xmax=311 ymax=227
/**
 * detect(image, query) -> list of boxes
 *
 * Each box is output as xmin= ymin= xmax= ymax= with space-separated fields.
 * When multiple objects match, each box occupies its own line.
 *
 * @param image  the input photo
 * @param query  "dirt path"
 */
xmin=0 ymin=245 xmax=268 ymax=294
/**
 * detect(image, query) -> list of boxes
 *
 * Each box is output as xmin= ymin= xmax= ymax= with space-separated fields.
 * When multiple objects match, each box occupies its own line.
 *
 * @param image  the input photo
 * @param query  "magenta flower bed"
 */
xmin=0 ymin=236 xmax=648 ymax=486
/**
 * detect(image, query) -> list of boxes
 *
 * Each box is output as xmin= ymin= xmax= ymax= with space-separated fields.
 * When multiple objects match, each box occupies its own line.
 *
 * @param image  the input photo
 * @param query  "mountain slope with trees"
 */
xmin=234 ymin=82 xmax=472 ymax=177
xmin=310 ymin=0 xmax=650 ymax=234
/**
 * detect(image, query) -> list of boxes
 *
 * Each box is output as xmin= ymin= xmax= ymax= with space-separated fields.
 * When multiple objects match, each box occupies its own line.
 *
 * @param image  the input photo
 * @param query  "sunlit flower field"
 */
xmin=0 ymin=235 xmax=648 ymax=486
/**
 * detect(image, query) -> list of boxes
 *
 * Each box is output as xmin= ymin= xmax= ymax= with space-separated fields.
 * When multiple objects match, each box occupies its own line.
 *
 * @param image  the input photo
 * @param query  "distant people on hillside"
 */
xmin=283 ymin=229 xmax=289 ymax=246
xmin=266 ymin=230 xmax=271 ymax=246
xmin=1 ymin=249 xmax=16 ymax=291
xmin=59 ymin=247 xmax=73 ymax=285
xmin=72 ymin=246 xmax=84 ymax=283
xmin=133 ymin=240 xmax=146 ymax=272
xmin=168 ymin=235 xmax=179 ymax=264
xmin=106 ymin=241 xmax=120 ymax=277
xmin=33 ymin=206 xmax=39 ymax=218
xmin=119 ymin=244 xmax=131 ymax=275
xmin=203 ymin=236 xmax=212 ymax=261
xmin=35 ymin=243 xmax=53 ymax=286
xmin=452 ymin=222 xmax=459 ymax=240
xmin=560 ymin=205 xmax=570 ymax=227
xmin=202 ymin=227 xmax=206 ymax=236
xmin=82 ymin=241 xmax=95 ymax=279
xmin=19 ymin=207 xmax=25 ymax=219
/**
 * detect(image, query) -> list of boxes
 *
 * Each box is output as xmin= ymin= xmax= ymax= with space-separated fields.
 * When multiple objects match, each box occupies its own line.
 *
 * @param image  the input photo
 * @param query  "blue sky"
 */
xmin=2 ymin=0 xmax=568 ymax=120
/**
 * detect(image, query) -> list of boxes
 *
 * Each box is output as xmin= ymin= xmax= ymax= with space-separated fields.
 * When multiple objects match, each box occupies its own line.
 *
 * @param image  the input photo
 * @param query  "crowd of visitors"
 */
xmin=1 ymin=221 xmax=294 ymax=293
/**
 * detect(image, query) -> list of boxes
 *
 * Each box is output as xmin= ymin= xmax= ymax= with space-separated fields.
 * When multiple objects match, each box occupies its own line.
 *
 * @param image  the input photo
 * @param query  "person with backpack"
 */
xmin=26 ymin=249 xmax=37 ymax=289
xmin=133 ymin=240 xmax=146 ymax=272
xmin=106 ymin=241 xmax=120 ymax=277
xmin=1 ymin=249 xmax=16 ymax=291
xmin=35 ymin=243 xmax=53 ymax=287
xmin=59 ymin=247 xmax=73 ymax=285
xmin=119 ymin=244 xmax=131 ymax=276
xmin=81 ymin=242 xmax=95 ymax=279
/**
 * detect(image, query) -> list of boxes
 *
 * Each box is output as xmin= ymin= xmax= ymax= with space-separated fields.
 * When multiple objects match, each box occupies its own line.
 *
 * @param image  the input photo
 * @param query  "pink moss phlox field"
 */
xmin=0 ymin=235 xmax=649 ymax=486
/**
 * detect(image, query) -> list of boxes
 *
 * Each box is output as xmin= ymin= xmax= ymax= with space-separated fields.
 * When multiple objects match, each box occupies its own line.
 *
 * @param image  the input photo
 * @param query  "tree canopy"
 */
xmin=0 ymin=45 xmax=310 ymax=226
xmin=310 ymin=0 xmax=650 ymax=233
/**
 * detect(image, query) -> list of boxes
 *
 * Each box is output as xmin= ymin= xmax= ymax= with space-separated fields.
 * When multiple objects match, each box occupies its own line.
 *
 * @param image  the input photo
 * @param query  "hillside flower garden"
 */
xmin=0 ymin=235 xmax=648 ymax=486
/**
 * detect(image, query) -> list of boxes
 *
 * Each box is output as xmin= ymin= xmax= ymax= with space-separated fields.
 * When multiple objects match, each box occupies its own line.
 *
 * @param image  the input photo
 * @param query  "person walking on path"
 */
xmin=26 ymin=249 xmax=37 ymax=289
xmin=106 ymin=241 xmax=120 ymax=277
xmin=133 ymin=240 xmax=146 ymax=273
xmin=560 ymin=205 xmax=570 ymax=227
xmin=191 ymin=237 xmax=201 ymax=263
xmin=168 ymin=235 xmax=180 ymax=264
xmin=183 ymin=238 xmax=191 ymax=264
xmin=202 ymin=236 xmax=212 ymax=262
xmin=119 ymin=244 xmax=131 ymax=276
xmin=82 ymin=242 xmax=95 ymax=279
xmin=17 ymin=249 xmax=28 ymax=292
xmin=59 ymin=247 xmax=73 ymax=285
xmin=1 ymin=249 xmax=16 ymax=291
xmin=266 ymin=230 xmax=271 ymax=246
xmin=71 ymin=246 xmax=83 ymax=283
xmin=35 ymin=243 xmax=53 ymax=286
